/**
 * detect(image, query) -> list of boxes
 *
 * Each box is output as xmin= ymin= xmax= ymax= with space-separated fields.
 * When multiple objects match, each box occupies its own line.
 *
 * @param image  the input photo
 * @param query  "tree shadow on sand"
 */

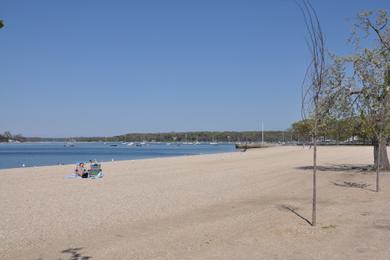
xmin=331 ymin=180 xmax=375 ymax=192
xmin=60 ymin=247 xmax=92 ymax=260
xmin=277 ymin=205 xmax=312 ymax=225
xmin=296 ymin=164 xmax=374 ymax=173
xmin=297 ymin=164 xmax=377 ymax=191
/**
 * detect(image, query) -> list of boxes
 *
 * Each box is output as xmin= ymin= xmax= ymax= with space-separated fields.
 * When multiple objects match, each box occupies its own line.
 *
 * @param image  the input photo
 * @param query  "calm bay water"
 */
xmin=0 ymin=142 xmax=236 ymax=169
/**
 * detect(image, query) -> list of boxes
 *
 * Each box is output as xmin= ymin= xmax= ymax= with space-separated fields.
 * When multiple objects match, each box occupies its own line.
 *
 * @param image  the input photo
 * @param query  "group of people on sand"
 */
xmin=75 ymin=160 xmax=102 ymax=178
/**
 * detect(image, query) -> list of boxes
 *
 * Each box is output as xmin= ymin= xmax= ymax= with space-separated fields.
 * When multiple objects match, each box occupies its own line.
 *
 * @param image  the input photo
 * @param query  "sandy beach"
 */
xmin=1 ymin=146 xmax=390 ymax=259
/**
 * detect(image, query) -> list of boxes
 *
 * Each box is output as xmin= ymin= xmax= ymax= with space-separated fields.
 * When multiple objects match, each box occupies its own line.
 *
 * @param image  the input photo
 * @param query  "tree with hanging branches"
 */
xmin=298 ymin=0 xmax=327 ymax=227
xmin=298 ymin=0 xmax=348 ymax=226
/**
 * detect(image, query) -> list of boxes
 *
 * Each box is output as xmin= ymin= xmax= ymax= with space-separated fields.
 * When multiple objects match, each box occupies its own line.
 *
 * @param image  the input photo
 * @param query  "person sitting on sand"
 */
xmin=75 ymin=163 xmax=88 ymax=178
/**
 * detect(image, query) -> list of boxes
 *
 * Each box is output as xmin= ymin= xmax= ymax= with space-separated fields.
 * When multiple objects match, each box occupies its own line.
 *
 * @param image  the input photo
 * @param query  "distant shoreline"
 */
xmin=0 ymin=152 xmax=232 ymax=171
xmin=0 ymin=142 xmax=236 ymax=170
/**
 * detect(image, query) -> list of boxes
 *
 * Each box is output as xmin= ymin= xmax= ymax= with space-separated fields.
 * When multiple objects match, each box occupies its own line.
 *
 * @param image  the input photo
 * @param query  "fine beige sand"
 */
xmin=1 ymin=146 xmax=390 ymax=259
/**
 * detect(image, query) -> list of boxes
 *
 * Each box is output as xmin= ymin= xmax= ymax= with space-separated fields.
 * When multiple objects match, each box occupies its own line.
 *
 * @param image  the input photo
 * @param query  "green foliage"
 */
xmin=0 ymin=135 xmax=8 ymax=142
xmin=290 ymin=117 xmax=383 ymax=144
xmin=0 ymin=131 xmax=26 ymax=142
xmin=114 ymin=131 xmax=288 ymax=143
xmin=291 ymin=120 xmax=313 ymax=142
xmin=346 ymin=10 xmax=390 ymax=136
xmin=3 ymin=131 xmax=12 ymax=138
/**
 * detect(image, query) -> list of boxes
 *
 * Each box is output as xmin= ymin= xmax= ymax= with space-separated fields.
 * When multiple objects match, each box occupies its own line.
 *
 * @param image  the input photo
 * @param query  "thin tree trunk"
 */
xmin=376 ymin=133 xmax=381 ymax=192
xmin=312 ymin=127 xmax=317 ymax=226
xmin=374 ymin=135 xmax=390 ymax=170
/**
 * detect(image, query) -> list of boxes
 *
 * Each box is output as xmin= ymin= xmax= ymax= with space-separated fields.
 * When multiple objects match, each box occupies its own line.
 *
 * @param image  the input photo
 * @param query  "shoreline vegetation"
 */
xmin=0 ymin=130 xmax=291 ymax=143
xmin=2 ymin=116 xmax=388 ymax=145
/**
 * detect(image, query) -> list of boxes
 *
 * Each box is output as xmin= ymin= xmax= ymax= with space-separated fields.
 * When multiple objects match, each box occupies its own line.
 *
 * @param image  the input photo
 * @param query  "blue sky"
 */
xmin=1 ymin=0 xmax=389 ymax=137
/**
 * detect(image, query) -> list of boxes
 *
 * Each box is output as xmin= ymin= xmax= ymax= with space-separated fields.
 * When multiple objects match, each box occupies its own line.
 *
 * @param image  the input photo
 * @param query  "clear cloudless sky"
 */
xmin=1 ymin=0 xmax=389 ymax=137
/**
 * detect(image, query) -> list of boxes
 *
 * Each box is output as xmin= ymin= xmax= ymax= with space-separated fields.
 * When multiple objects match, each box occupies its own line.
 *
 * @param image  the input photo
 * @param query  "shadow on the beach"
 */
xmin=297 ymin=164 xmax=374 ymax=173
xmin=60 ymin=247 xmax=92 ymax=260
xmin=373 ymin=219 xmax=390 ymax=231
xmin=277 ymin=204 xmax=312 ymax=226
xmin=331 ymin=181 xmax=375 ymax=192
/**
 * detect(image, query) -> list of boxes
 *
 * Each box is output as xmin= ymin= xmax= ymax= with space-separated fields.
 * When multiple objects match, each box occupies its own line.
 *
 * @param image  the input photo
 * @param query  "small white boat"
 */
xmin=127 ymin=142 xmax=134 ymax=146
xmin=209 ymin=142 xmax=218 ymax=145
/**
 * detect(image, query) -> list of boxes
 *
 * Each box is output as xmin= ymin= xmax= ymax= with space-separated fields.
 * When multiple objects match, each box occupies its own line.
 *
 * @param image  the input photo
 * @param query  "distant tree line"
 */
xmin=19 ymin=131 xmax=290 ymax=143
xmin=114 ymin=131 xmax=293 ymax=143
xmin=3 ymin=119 xmax=382 ymax=144
xmin=0 ymin=131 xmax=27 ymax=142
xmin=3 ymin=117 xmax=384 ymax=144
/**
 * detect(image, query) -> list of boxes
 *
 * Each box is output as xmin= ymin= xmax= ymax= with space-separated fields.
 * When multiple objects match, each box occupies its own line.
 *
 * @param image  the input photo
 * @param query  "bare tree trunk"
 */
xmin=312 ymin=136 xmax=317 ymax=226
xmin=374 ymin=135 xmax=390 ymax=170
xmin=312 ymin=120 xmax=317 ymax=226
xmin=376 ymin=137 xmax=381 ymax=192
